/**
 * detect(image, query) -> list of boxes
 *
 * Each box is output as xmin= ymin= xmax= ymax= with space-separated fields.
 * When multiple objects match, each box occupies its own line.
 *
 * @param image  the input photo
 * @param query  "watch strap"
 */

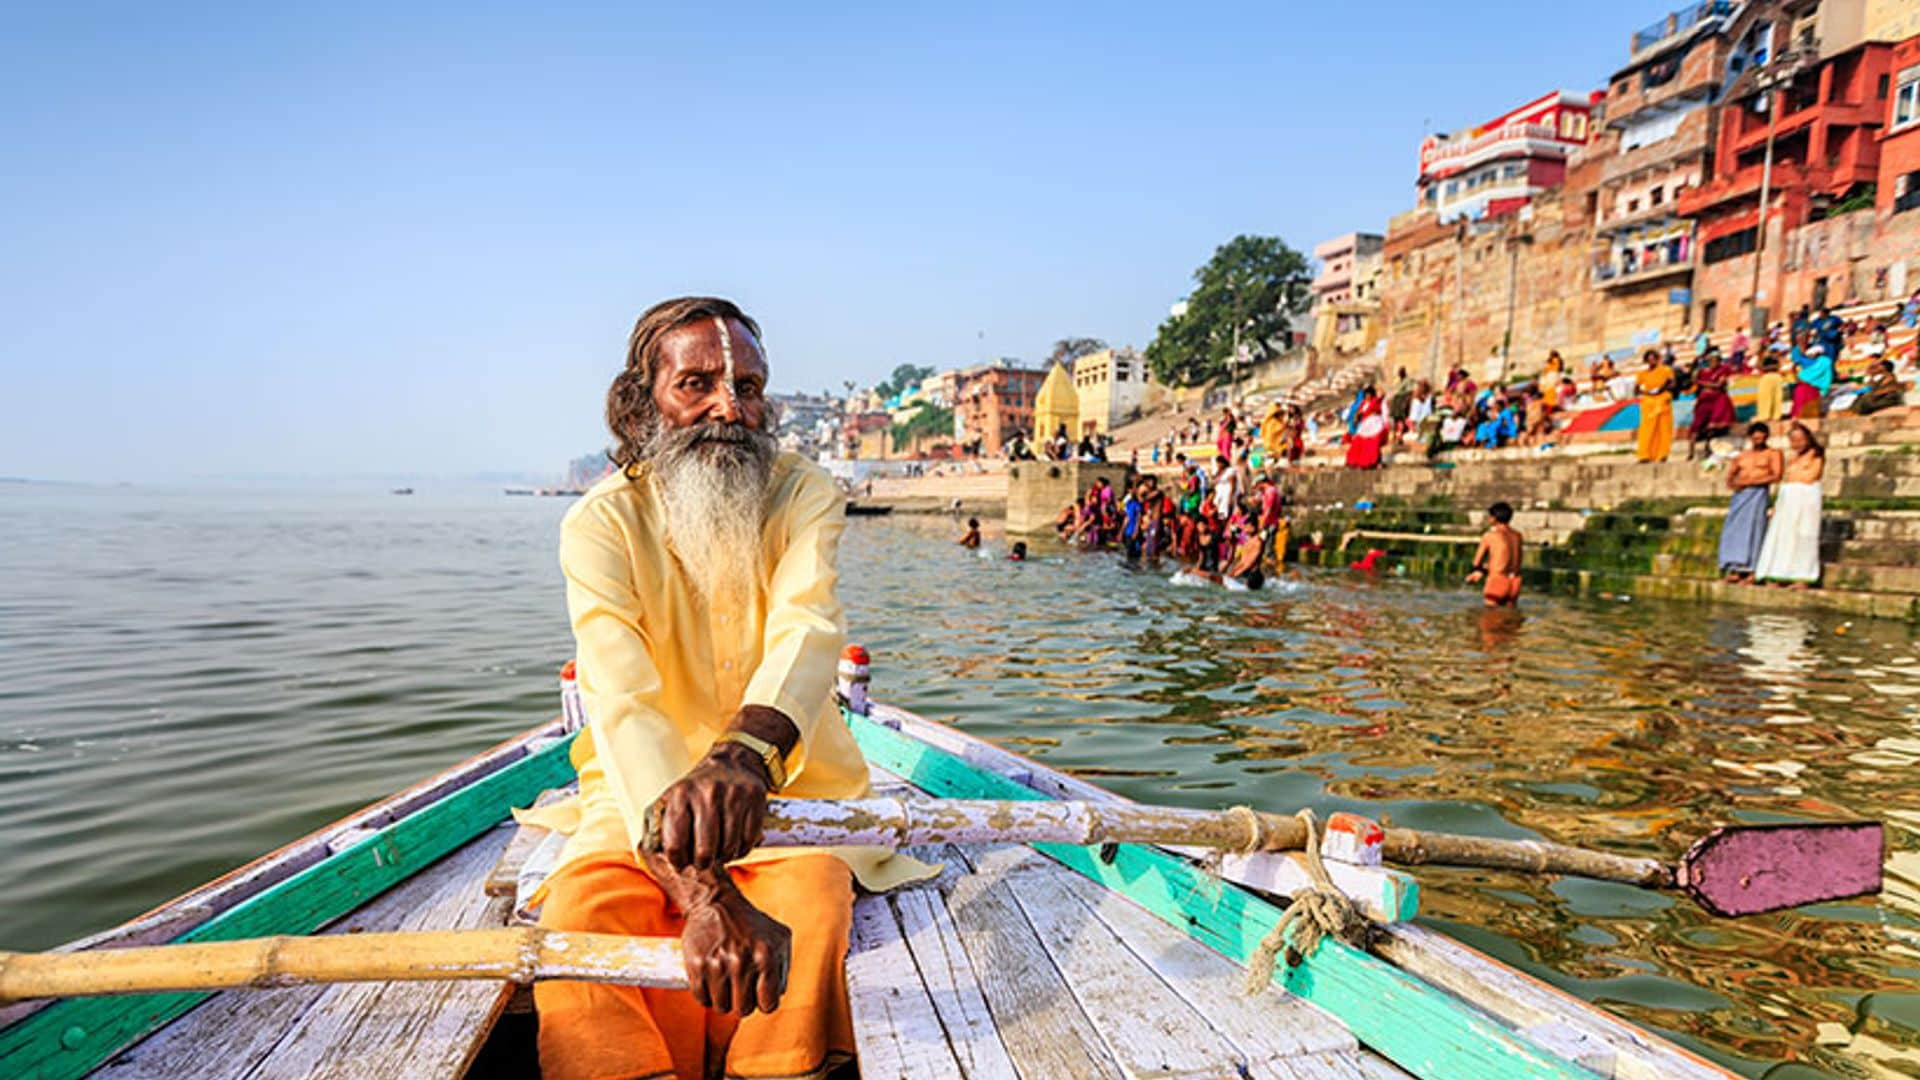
xmin=717 ymin=730 xmax=787 ymax=791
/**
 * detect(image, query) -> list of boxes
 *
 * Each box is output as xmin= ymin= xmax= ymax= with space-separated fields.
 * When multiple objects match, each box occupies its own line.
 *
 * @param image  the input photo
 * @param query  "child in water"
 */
xmin=1008 ymin=541 xmax=1027 ymax=562
xmin=957 ymin=517 xmax=981 ymax=549
xmin=1465 ymin=501 xmax=1524 ymax=607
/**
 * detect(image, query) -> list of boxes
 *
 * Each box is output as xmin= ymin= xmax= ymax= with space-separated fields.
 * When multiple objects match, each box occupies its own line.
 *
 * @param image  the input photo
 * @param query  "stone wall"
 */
xmin=1005 ymin=460 xmax=1132 ymax=533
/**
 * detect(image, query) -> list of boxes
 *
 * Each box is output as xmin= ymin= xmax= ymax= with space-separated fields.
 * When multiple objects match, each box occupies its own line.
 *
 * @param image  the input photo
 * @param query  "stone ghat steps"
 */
xmin=1285 ymin=500 xmax=1920 ymax=620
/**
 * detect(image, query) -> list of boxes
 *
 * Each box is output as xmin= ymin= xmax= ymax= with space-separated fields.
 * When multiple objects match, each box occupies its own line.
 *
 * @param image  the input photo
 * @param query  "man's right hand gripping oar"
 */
xmin=641 ymin=705 xmax=801 ymax=1017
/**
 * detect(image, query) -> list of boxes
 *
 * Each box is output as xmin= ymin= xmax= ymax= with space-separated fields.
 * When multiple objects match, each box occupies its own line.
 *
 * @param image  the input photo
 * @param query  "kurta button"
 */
xmin=62 ymin=1025 xmax=86 ymax=1050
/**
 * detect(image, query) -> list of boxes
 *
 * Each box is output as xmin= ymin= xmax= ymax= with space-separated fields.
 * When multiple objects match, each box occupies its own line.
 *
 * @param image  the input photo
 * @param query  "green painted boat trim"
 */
xmin=0 ymin=732 xmax=579 ymax=1080
xmin=847 ymin=711 xmax=1600 ymax=1080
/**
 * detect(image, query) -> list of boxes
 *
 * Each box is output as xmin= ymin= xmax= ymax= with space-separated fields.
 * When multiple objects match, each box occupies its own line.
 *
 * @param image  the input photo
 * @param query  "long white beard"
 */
xmin=647 ymin=422 xmax=776 ymax=610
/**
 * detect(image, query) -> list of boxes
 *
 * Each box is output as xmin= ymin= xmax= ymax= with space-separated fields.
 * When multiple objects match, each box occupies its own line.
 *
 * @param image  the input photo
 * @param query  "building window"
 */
xmin=1703 ymin=226 xmax=1759 ymax=264
xmin=1651 ymin=186 xmax=1664 ymax=205
xmin=1702 ymin=300 xmax=1717 ymax=331
xmin=1895 ymin=66 xmax=1920 ymax=131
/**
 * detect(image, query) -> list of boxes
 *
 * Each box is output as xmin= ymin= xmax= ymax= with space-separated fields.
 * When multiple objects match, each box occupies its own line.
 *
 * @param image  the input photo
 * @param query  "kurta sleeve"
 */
xmin=742 ymin=465 xmax=847 ymax=779
xmin=561 ymin=500 xmax=693 ymax=854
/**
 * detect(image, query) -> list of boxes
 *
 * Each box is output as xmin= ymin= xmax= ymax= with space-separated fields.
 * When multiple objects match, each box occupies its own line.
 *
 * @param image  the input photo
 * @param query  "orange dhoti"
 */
xmin=534 ymin=851 xmax=856 ymax=1080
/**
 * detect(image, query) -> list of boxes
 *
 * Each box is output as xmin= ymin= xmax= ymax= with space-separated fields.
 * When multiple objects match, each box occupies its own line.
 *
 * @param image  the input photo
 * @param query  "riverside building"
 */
xmin=1418 ymin=91 xmax=1599 ymax=223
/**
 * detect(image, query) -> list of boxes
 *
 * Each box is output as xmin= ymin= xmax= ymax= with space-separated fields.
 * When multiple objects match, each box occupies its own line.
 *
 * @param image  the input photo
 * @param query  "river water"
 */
xmin=2 ymin=487 xmax=1916 ymax=1076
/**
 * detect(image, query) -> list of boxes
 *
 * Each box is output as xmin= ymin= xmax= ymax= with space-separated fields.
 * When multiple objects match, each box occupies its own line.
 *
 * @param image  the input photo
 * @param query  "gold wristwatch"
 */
xmin=717 ymin=730 xmax=788 ymax=791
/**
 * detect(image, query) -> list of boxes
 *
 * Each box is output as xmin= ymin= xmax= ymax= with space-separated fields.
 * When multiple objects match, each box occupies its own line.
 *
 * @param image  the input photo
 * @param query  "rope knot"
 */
xmin=1241 ymin=809 xmax=1375 ymax=996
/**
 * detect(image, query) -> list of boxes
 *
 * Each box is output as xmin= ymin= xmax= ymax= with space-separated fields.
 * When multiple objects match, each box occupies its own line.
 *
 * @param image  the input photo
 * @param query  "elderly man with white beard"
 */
xmin=533 ymin=297 xmax=931 ymax=1080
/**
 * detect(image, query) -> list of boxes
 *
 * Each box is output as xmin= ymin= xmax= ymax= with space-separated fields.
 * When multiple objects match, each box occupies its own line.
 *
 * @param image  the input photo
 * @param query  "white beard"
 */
xmin=647 ymin=423 xmax=776 ymax=610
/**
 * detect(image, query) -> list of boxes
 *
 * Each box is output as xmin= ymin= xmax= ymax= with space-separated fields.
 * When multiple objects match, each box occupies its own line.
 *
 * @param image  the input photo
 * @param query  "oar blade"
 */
xmin=1678 ymin=822 xmax=1883 ymax=917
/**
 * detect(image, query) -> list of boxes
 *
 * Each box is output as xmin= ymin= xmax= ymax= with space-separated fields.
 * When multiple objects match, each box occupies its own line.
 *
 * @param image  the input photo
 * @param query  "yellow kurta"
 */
xmin=1635 ymin=365 xmax=1675 ymax=462
xmin=544 ymin=452 xmax=931 ymax=893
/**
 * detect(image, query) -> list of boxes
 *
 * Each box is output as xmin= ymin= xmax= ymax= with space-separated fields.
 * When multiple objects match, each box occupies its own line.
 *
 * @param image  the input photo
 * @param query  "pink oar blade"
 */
xmin=1677 ymin=822 xmax=1884 ymax=917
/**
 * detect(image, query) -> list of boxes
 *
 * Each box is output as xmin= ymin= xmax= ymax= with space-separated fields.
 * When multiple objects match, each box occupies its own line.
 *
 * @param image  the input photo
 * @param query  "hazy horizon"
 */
xmin=5 ymin=3 xmax=1641 ymax=482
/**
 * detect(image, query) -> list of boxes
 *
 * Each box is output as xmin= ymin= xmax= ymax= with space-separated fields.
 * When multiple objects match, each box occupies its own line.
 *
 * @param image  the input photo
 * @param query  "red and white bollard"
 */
xmin=836 ymin=644 xmax=872 ymax=716
xmin=559 ymin=660 xmax=587 ymax=732
xmin=1321 ymin=812 xmax=1385 ymax=867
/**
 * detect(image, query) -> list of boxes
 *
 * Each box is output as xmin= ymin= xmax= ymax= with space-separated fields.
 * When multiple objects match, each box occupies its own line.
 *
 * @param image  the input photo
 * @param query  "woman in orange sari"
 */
xmin=1635 ymin=348 xmax=1675 ymax=462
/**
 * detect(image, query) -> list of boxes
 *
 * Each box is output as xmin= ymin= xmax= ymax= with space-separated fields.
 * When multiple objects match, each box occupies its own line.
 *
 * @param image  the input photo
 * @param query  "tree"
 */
xmin=1145 ymin=235 xmax=1312 ymax=388
xmin=873 ymin=363 xmax=935 ymax=401
xmin=891 ymin=402 xmax=954 ymax=452
xmin=1047 ymin=337 xmax=1107 ymax=366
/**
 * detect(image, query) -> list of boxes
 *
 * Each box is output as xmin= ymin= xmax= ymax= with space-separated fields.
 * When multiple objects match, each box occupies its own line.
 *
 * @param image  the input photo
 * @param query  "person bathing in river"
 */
xmin=957 ymin=517 xmax=981 ymax=550
xmin=538 ymin=297 xmax=932 ymax=1080
xmin=1465 ymin=501 xmax=1524 ymax=607
xmin=1719 ymin=424 xmax=1783 ymax=584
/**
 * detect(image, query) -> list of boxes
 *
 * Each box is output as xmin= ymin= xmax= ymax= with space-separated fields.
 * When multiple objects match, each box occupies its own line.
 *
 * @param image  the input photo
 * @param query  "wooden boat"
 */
xmin=0 ymin=675 xmax=1739 ymax=1079
xmin=844 ymin=501 xmax=894 ymax=517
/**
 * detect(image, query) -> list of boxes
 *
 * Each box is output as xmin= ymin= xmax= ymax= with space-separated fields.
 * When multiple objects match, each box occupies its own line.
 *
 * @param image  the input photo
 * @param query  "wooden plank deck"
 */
xmin=846 ymin=841 xmax=1406 ymax=1079
xmin=97 ymin=826 xmax=516 ymax=1080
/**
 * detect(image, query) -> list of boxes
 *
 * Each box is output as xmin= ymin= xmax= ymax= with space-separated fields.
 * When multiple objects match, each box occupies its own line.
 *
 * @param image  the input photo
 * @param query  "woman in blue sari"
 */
xmin=1790 ymin=331 xmax=1834 ymax=419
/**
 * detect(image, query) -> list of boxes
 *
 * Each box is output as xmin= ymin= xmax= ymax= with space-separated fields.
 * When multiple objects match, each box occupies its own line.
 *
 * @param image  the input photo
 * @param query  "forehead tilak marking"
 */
xmin=712 ymin=315 xmax=740 ymax=407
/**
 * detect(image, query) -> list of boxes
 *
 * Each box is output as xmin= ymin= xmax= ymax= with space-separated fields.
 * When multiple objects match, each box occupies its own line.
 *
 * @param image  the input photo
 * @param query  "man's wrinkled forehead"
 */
xmin=656 ymin=318 xmax=767 ymax=378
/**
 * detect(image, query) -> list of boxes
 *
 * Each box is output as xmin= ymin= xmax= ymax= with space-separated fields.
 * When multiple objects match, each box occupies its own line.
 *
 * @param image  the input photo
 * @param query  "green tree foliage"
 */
xmin=890 ymin=402 xmax=955 ymax=452
xmin=1047 ymin=337 xmax=1107 ymax=366
xmin=1145 ymin=235 xmax=1311 ymax=388
xmin=873 ymin=363 xmax=935 ymax=401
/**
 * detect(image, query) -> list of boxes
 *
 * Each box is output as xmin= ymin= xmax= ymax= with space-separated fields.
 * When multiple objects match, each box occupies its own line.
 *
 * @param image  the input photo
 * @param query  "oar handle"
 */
xmin=0 ymin=928 xmax=686 ymax=1004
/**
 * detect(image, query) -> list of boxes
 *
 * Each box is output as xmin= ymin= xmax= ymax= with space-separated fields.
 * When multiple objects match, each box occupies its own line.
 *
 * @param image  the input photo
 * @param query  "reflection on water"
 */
xmin=1 ymin=490 xmax=1915 ymax=1075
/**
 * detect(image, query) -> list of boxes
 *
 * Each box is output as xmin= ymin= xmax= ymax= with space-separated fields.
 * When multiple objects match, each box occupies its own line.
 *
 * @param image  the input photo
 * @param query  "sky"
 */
xmin=2 ymin=2 xmax=1651 ymax=482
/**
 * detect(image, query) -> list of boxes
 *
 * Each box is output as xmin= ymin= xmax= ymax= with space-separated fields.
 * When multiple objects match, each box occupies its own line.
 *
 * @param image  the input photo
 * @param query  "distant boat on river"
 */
xmin=505 ymin=487 xmax=585 ymax=497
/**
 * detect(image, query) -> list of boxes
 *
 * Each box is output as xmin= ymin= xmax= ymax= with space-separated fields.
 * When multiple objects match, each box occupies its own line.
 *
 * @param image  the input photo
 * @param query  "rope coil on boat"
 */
xmin=1241 ymin=810 xmax=1375 ymax=996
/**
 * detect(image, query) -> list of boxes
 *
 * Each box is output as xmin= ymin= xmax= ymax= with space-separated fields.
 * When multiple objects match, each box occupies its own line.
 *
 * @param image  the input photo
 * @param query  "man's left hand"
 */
xmin=647 ymin=742 xmax=771 ymax=871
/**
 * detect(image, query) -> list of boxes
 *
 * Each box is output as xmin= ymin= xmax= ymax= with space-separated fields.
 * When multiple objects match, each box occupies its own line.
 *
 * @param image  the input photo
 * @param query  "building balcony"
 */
xmin=1723 ymin=99 xmax=1883 ymax=156
xmin=1595 ymin=198 xmax=1691 ymax=235
xmin=1600 ymin=112 xmax=1712 ymax=187
xmin=1593 ymin=250 xmax=1696 ymax=290
xmin=1678 ymin=159 xmax=1828 ymax=215
xmin=1630 ymin=1 xmax=1732 ymax=59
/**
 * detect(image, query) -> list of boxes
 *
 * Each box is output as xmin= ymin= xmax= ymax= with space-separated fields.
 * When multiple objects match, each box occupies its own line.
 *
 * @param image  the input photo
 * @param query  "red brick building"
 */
xmin=1681 ymin=1 xmax=1895 ymax=327
xmin=1872 ymin=34 xmax=1920 ymax=295
xmin=954 ymin=365 xmax=1046 ymax=455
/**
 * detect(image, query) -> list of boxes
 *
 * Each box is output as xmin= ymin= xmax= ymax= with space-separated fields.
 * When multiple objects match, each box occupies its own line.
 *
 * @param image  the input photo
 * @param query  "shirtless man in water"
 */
xmin=1465 ymin=501 xmax=1523 ymax=607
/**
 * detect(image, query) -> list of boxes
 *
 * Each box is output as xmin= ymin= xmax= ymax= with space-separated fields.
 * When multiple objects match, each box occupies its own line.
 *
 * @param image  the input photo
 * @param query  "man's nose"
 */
xmin=707 ymin=388 xmax=741 ymax=424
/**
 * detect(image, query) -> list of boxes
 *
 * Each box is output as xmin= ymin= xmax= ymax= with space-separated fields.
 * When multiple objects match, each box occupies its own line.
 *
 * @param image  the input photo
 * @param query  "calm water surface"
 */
xmin=2 ymin=486 xmax=1917 ymax=1076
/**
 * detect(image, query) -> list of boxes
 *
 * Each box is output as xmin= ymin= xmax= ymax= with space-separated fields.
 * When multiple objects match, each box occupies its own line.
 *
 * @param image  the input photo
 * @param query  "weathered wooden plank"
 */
xmin=846 ymin=894 xmax=968 ymax=1079
xmin=888 ymin=850 xmax=1019 ymax=1079
xmin=97 ymin=828 xmax=515 ymax=1079
xmin=1255 ymin=1048 xmax=1415 ymax=1079
xmin=0 ymin=733 xmax=578 ymax=1080
xmin=1035 ymin=853 xmax=1358 ymax=1064
xmin=848 ymin=712 xmax=1602 ymax=1080
xmin=939 ymin=848 xmax=1124 ymax=1079
xmin=973 ymin=843 xmax=1261 ymax=1078
xmin=1376 ymin=926 xmax=1730 ymax=1080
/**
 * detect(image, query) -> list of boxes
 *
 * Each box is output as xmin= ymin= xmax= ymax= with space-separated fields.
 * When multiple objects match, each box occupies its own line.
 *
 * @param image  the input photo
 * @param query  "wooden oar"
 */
xmin=748 ymin=796 xmax=1884 ymax=916
xmin=0 ymin=927 xmax=686 ymax=1004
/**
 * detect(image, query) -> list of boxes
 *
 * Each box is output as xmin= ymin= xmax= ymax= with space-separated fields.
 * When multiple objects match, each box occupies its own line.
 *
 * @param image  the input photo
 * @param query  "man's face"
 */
xmin=1749 ymin=428 xmax=1768 ymax=449
xmin=651 ymin=319 xmax=770 ymax=432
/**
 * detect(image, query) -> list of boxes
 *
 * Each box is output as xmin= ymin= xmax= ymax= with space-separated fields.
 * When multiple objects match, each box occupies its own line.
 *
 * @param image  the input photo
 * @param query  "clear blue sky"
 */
xmin=3 ymin=2 xmax=1652 ymax=481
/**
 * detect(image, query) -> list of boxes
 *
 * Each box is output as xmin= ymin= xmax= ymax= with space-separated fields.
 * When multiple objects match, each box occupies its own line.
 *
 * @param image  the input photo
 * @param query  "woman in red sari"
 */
xmin=1345 ymin=385 xmax=1386 ymax=469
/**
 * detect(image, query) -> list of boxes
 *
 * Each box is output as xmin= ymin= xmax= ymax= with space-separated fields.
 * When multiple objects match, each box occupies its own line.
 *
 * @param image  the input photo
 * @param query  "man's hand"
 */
xmin=680 ymin=887 xmax=792 ymax=1016
xmin=647 ymin=743 xmax=771 ymax=871
xmin=1465 ymin=570 xmax=1484 ymax=584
